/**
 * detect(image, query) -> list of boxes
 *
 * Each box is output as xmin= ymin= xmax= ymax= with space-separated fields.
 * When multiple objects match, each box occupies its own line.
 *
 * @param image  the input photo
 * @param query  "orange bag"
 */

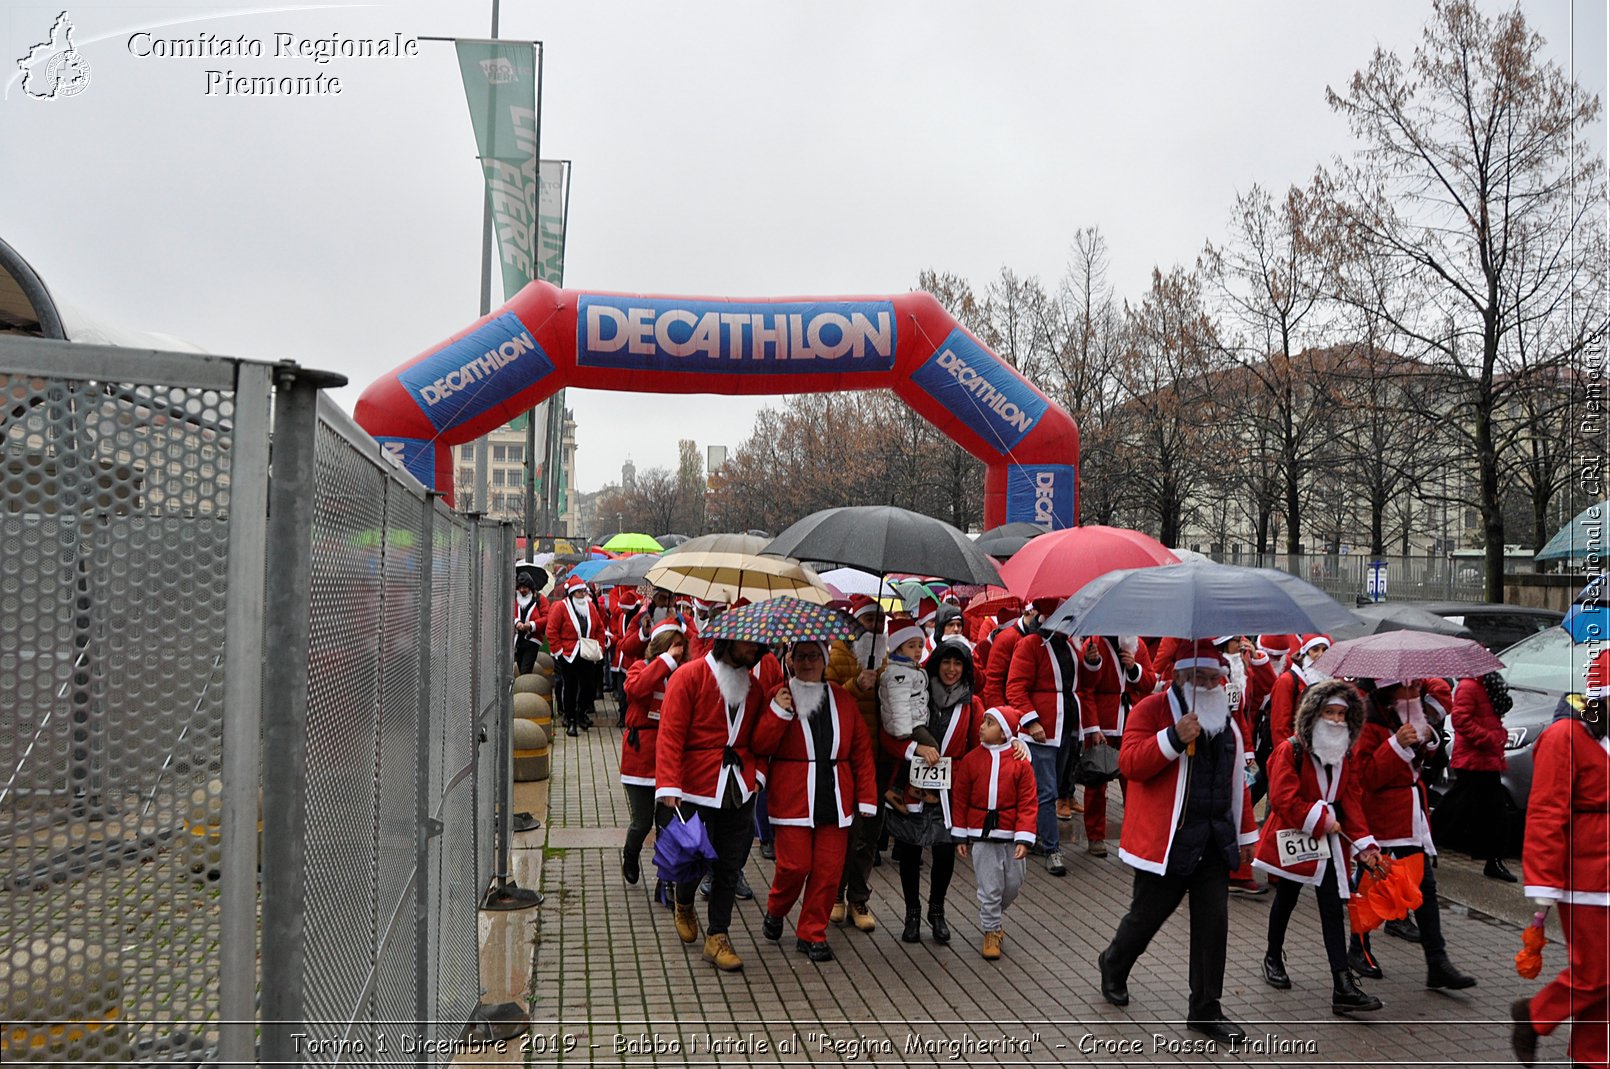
xmin=1347 ymin=853 xmax=1424 ymax=934
xmin=1515 ymin=919 xmax=1547 ymax=980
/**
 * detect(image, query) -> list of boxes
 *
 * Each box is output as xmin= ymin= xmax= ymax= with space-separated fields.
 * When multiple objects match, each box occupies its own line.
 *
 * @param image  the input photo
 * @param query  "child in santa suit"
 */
xmin=951 ymin=706 xmax=1038 ymax=960
xmin=620 ymin=620 xmax=686 ymax=886
xmin=1254 ymin=679 xmax=1384 ymax=1015
xmin=1511 ymin=650 xmax=1610 ymax=1069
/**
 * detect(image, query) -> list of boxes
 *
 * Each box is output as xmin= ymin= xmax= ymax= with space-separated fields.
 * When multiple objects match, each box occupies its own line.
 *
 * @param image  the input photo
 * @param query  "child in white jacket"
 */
xmin=880 ymin=621 xmax=936 ymax=806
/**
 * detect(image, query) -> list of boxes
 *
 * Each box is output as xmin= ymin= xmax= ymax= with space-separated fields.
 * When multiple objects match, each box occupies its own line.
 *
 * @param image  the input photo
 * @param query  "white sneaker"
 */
xmin=1047 ymin=850 xmax=1067 ymax=877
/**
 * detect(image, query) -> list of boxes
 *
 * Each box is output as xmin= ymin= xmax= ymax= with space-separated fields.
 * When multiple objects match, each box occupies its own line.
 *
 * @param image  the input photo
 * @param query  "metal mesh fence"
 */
xmin=1 ymin=341 xmax=516 ymax=1067
xmin=1207 ymin=551 xmax=1492 ymax=603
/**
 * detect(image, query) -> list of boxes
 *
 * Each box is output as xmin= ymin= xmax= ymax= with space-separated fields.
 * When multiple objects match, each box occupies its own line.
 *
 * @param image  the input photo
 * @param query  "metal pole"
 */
xmin=484 ymin=520 xmax=540 ymax=909
xmin=218 ymin=361 xmax=273 ymax=1068
xmin=260 ymin=362 xmax=344 ymax=1066
xmin=413 ymin=493 xmax=437 ymax=1065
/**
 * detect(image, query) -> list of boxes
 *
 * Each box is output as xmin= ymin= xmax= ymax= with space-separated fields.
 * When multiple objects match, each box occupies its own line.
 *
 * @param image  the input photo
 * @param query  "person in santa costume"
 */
xmin=1511 ymin=650 xmax=1610 ymax=1069
xmin=950 ymin=705 xmax=1039 ymax=961
xmin=620 ymin=586 xmax=684 ymax=664
xmin=1075 ymin=635 xmax=1156 ymax=857
xmin=1345 ymin=678 xmax=1477 ymax=990
xmin=825 ymin=594 xmax=890 ymax=934
xmin=1097 ymin=639 xmax=1259 ymax=1044
xmin=1268 ymin=633 xmax=1331 ymax=745
xmin=655 ymin=636 xmax=770 ymax=972
xmin=1006 ymin=599 xmax=1098 ymax=877
xmin=608 ymin=586 xmax=645 ymax=717
xmin=1254 ymin=679 xmax=1384 ymax=1015
xmin=545 ymin=575 xmax=608 ymax=736
xmin=512 ymin=568 xmax=550 ymax=676
xmin=620 ymin=620 xmax=687 ymax=886
xmin=1214 ymin=635 xmax=1278 ymax=895
xmin=982 ymin=600 xmax=1040 ymax=710
xmin=750 ymin=639 xmax=877 ymax=962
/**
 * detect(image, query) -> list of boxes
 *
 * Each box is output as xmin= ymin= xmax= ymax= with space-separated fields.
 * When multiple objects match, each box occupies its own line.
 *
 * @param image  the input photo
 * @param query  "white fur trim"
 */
xmin=888 ymin=624 xmax=925 ymax=652
xmin=1174 ymin=656 xmax=1228 ymax=675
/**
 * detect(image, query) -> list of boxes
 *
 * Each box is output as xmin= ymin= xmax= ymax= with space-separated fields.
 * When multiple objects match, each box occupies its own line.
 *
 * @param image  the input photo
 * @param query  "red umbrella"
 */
xmin=998 ymin=526 xmax=1178 ymax=602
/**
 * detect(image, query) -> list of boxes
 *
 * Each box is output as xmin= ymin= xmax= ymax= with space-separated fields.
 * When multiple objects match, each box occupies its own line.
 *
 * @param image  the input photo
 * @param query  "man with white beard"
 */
xmin=750 ymin=640 xmax=877 ymax=962
xmin=1098 ymin=639 xmax=1259 ymax=1045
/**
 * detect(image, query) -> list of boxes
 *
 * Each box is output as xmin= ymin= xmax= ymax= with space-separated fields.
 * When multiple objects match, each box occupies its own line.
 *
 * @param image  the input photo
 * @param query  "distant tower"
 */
xmin=622 ymin=457 xmax=636 ymax=489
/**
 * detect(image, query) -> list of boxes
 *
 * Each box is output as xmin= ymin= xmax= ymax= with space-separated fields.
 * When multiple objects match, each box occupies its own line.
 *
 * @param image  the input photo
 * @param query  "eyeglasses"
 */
xmin=792 ymin=650 xmax=825 ymax=662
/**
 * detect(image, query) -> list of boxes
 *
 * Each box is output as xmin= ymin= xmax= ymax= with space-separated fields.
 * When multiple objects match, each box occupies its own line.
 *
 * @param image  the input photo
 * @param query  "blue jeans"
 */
xmin=1028 ymin=742 xmax=1060 ymax=852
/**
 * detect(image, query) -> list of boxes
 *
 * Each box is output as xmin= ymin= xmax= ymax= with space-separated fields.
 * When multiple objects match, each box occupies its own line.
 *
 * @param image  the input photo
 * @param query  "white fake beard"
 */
xmin=1118 ymin=636 xmax=1139 ymax=657
xmin=517 ymin=593 xmax=533 ymax=608
xmin=1295 ymin=657 xmax=1328 ymax=685
xmin=648 ymin=606 xmax=673 ymax=626
xmin=1396 ymin=697 xmax=1430 ymax=740
xmin=1311 ymin=720 xmax=1352 ymax=766
xmin=789 ymin=678 xmax=827 ymax=719
xmin=852 ymin=633 xmax=887 ymax=666
xmin=1189 ymin=684 xmax=1231 ymax=737
xmin=709 ymin=655 xmax=753 ymax=711
xmin=1224 ymin=655 xmax=1247 ymax=712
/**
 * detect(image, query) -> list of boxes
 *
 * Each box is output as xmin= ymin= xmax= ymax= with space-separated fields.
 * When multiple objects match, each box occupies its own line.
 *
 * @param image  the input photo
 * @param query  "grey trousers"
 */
xmin=970 ymin=838 xmax=1026 ymax=932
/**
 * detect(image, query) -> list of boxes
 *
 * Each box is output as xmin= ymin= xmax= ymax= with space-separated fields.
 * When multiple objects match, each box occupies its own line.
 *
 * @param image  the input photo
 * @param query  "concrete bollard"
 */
xmin=512 ymin=718 xmax=551 ymax=782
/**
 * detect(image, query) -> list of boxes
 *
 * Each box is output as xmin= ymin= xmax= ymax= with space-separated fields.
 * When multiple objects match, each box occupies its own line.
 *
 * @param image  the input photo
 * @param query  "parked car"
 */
xmin=1409 ymin=601 xmax=1563 ymax=654
xmin=1432 ymin=625 xmax=1587 ymax=851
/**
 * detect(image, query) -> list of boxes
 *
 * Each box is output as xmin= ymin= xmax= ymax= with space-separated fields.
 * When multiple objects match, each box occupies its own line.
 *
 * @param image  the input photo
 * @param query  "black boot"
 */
xmin=1347 ymin=935 xmax=1383 ymax=979
xmin=565 ymin=719 xmax=579 ymax=737
xmin=1262 ymin=951 xmax=1291 ymax=989
xmin=1425 ymin=952 xmax=1477 ymax=990
xmin=1332 ymin=970 xmax=1383 ymax=1014
xmin=927 ymin=907 xmax=951 ymax=944
xmin=902 ymin=908 xmax=922 ymax=943
xmin=1484 ymin=858 xmax=1518 ymax=883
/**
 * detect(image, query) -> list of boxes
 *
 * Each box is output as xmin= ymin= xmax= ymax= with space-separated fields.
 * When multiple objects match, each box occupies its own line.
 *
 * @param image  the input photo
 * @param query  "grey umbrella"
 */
xmin=591 ymin=553 xmax=662 ymax=589
xmin=1330 ymin=602 xmax=1474 ymax=642
xmin=1044 ymin=561 xmax=1356 ymax=639
xmin=762 ymin=505 xmax=1002 ymax=587
xmin=974 ymin=521 xmax=1048 ymax=560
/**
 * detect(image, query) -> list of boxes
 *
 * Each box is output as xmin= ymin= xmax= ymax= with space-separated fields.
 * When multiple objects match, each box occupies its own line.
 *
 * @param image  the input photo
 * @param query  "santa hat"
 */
xmin=1586 ymin=650 xmax=1610 ymax=699
xmin=1210 ymin=635 xmax=1240 ymax=647
xmin=1297 ymin=633 xmax=1332 ymax=658
xmin=847 ymin=594 xmax=881 ymax=621
xmin=915 ymin=597 xmax=939 ymax=627
xmin=887 ymin=616 xmax=925 ymax=653
xmin=981 ymin=706 xmax=1023 ymax=738
xmin=1257 ymin=634 xmax=1298 ymax=657
xmin=1173 ymin=638 xmax=1229 ymax=676
xmin=616 ymin=587 xmax=641 ymax=606
xmin=650 ymin=619 xmax=685 ymax=642
xmin=560 ymin=575 xmax=587 ymax=596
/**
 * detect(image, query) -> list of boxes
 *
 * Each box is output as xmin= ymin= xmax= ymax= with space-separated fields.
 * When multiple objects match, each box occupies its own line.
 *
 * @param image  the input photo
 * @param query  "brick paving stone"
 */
xmin=525 ymin=692 xmax=1544 ymax=1066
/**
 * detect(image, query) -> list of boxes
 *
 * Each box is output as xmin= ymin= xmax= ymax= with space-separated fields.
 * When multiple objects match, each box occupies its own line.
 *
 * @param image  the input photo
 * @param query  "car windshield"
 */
xmin=1500 ymin=627 xmax=1587 ymax=694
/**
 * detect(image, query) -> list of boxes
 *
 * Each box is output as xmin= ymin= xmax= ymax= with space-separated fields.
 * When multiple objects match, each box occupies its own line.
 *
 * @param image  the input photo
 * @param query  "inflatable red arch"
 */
xmin=355 ymin=282 xmax=1080 ymax=530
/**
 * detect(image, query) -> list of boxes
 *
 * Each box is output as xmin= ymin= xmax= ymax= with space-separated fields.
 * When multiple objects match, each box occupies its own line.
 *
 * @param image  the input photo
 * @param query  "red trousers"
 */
xmin=1530 ymin=903 xmax=1610 ymax=1069
xmin=1084 ymin=778 xmax=1109 ymax=841
xmin=768 ymin=824 xmax=850 ymax=943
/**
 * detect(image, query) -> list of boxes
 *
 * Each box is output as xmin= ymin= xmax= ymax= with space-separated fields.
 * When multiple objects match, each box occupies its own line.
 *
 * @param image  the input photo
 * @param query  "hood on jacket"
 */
xmin=1295 ymin=678 xmax=1366 ymax=749
xmin=925 ymin=635 xmax=975 ymax=689
xmin=933 ymin=601 xmax=965 ymax=638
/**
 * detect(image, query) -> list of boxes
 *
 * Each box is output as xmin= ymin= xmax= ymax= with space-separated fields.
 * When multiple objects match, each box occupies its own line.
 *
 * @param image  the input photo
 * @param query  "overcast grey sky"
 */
xmin=4 ymin=1 xmax=1604 ymax=492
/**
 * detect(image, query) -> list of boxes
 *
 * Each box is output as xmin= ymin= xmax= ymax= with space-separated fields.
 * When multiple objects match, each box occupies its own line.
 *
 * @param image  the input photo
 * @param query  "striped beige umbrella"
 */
xmin=644 ymin=551 xmax=833 ymax=605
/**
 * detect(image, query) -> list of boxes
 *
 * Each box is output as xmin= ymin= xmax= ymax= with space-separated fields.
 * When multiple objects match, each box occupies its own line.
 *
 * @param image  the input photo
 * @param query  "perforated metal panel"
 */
xmin=1 ymin=370 xmax=239 ymax=1063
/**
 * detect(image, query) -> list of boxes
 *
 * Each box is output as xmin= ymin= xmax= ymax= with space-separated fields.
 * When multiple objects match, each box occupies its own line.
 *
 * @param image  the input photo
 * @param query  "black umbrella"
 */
xmin=1045 ymin=561 xmax=1356 ymax=639
xmin=1330 ymin=602 xmax=1474 ymax=642
xmin=973 ymin=521 xmax=1048 ymax=560
xmin=655 ymin=533 xmax=691 ymax=549
xmin=591 ymin=553 xmax=662 ymax=589
xmin=762 ymin=506 xmax=1002 ymax=588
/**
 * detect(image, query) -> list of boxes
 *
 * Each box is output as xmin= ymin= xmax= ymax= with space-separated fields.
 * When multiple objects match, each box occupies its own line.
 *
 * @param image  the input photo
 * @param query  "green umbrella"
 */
xmin=601 ymin=532 xmax=664 ymax=555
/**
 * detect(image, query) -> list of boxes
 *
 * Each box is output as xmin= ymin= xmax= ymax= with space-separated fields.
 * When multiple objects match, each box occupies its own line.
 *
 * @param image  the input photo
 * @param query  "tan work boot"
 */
xmin=674 ymin=903 xmax=701 ymax=944
xmin=848 ymin=902 xmax=877 ymax=932
xmin=830 ymin=898 xmax=847 ymax=925
xmin=1055 ymin=798 xmax=1076 ymax=821
xmin=1087 ymin=839 xmax=1108 ymax=858
xmin=981 ymin=930 xmax=1003 ymax=960
xmin=702 ymin=932 xmax=743 ymax=972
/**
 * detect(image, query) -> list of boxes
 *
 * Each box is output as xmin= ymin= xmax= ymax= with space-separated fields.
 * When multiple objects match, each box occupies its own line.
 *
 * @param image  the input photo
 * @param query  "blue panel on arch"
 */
xmin=377 ymin=436 xmax=437 ymax=489
xmin=910 ymin=328 xmax=1047 ymax=452
xmin=1006 ymin=464 xmax=1076 ymax=529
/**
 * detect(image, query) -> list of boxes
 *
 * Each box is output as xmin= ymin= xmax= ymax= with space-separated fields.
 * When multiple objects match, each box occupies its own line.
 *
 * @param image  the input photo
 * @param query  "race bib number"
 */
xmin=909 ymin=756 xmax=952 ymax=791
xmin=1277 ymin=828 xmax=1323 ymax=864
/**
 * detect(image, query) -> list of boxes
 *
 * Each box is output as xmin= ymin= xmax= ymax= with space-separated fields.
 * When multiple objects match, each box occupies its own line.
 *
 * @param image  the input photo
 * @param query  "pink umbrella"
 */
xmin=998 ymin=525 xmax=1179 ymax=602
xmin=1311 ymin=630 xmax=1505 ymax=681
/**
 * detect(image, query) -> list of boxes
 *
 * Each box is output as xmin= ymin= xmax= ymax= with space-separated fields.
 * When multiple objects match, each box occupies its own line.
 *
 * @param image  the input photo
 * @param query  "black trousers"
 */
xmin=1267 ymin=862 xmax=1348 ymax=972
xmin=554 ymin=655 xmax=595 ymax=723
xmin=1104 ymin=847 xmax=1231 ymax=1021
xmin=623 ymin=784 xmax=655 ymax=860
xmin=515 ymin=637 xmax=540 ymax=676
xmin=1454 ymin=769 xmax=1506 ymax=861
xmin=893 ymin=840 xmax=956 ymax=914
xmin=671 ymin=795 xmax=757 ymax=935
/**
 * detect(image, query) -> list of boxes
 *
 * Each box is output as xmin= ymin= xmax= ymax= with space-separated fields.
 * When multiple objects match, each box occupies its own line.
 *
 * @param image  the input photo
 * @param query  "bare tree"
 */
xmin=1328 ymin=0 xmax=1606 ymax=598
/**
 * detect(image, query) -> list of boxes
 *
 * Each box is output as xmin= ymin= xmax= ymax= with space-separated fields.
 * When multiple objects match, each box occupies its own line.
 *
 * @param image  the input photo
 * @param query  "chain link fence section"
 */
xmin=1210 ymin=551 xmax=1494 ymax=604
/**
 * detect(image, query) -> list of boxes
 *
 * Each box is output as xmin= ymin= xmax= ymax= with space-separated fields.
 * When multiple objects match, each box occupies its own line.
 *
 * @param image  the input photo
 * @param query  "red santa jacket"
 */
xmin=1450 ymin=677 xmax=1507 ymax=772
xmin=1523 ymin=717 xmax=1610 ymax=905
xmin=1352 ymin=714 xmax=1437 ymax=851
xmin=1077 ymin=637 xmax=1157 ymax=736
xmin=1117 ymin=688 xmax=1258 ymax=875
xmin=1253 ymin=739 xmax=1377 ymax=894
xmin=545 ymin=596 xmax=607 ymax=662
xmin=750 ymin=681 xmax=877 ymax=828
xmin=752 ymin=650 xmax=784 ymax=694
xmin=653 ymin=653 xmax=766 ymax=807
xmin=949 ymin=740 xmax=1038 ymax=844
xmin=881 ymin=694 xmax=984 ymax=822
xmin=1269 ymin=666 xmax=1321 ymax=746
xmin=1005 ymin=632 xmax=1089 ymax=746
xmin=513 ymin=594 xmax=548 ymax=646
xmin=981 ymin=618 xmax=1029 ymax=709
xmin=609 ymin=602 xmax=644 ymax=671
xmin=619 ymin=652 xmax=679 ymax=786
xmin=1226 ymin=647 xmax=1277 ymax=761
xmin=684 ymin=614 xmax=712 ymax=662
xmin=1150 ymin=636 xmax=1185 ymax=684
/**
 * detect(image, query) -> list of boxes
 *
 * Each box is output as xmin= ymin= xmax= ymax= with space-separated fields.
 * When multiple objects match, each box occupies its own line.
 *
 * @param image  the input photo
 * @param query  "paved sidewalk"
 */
xmin=523 ymin=699 xmax=1554 ymax=1067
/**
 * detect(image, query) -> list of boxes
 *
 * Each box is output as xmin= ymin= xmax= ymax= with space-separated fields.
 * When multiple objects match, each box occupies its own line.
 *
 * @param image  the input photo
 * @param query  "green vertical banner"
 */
xmin=455 ymin=40 xmax=540 ymax=300
xmin=536 ymin=159 xmax=569 ymax=286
